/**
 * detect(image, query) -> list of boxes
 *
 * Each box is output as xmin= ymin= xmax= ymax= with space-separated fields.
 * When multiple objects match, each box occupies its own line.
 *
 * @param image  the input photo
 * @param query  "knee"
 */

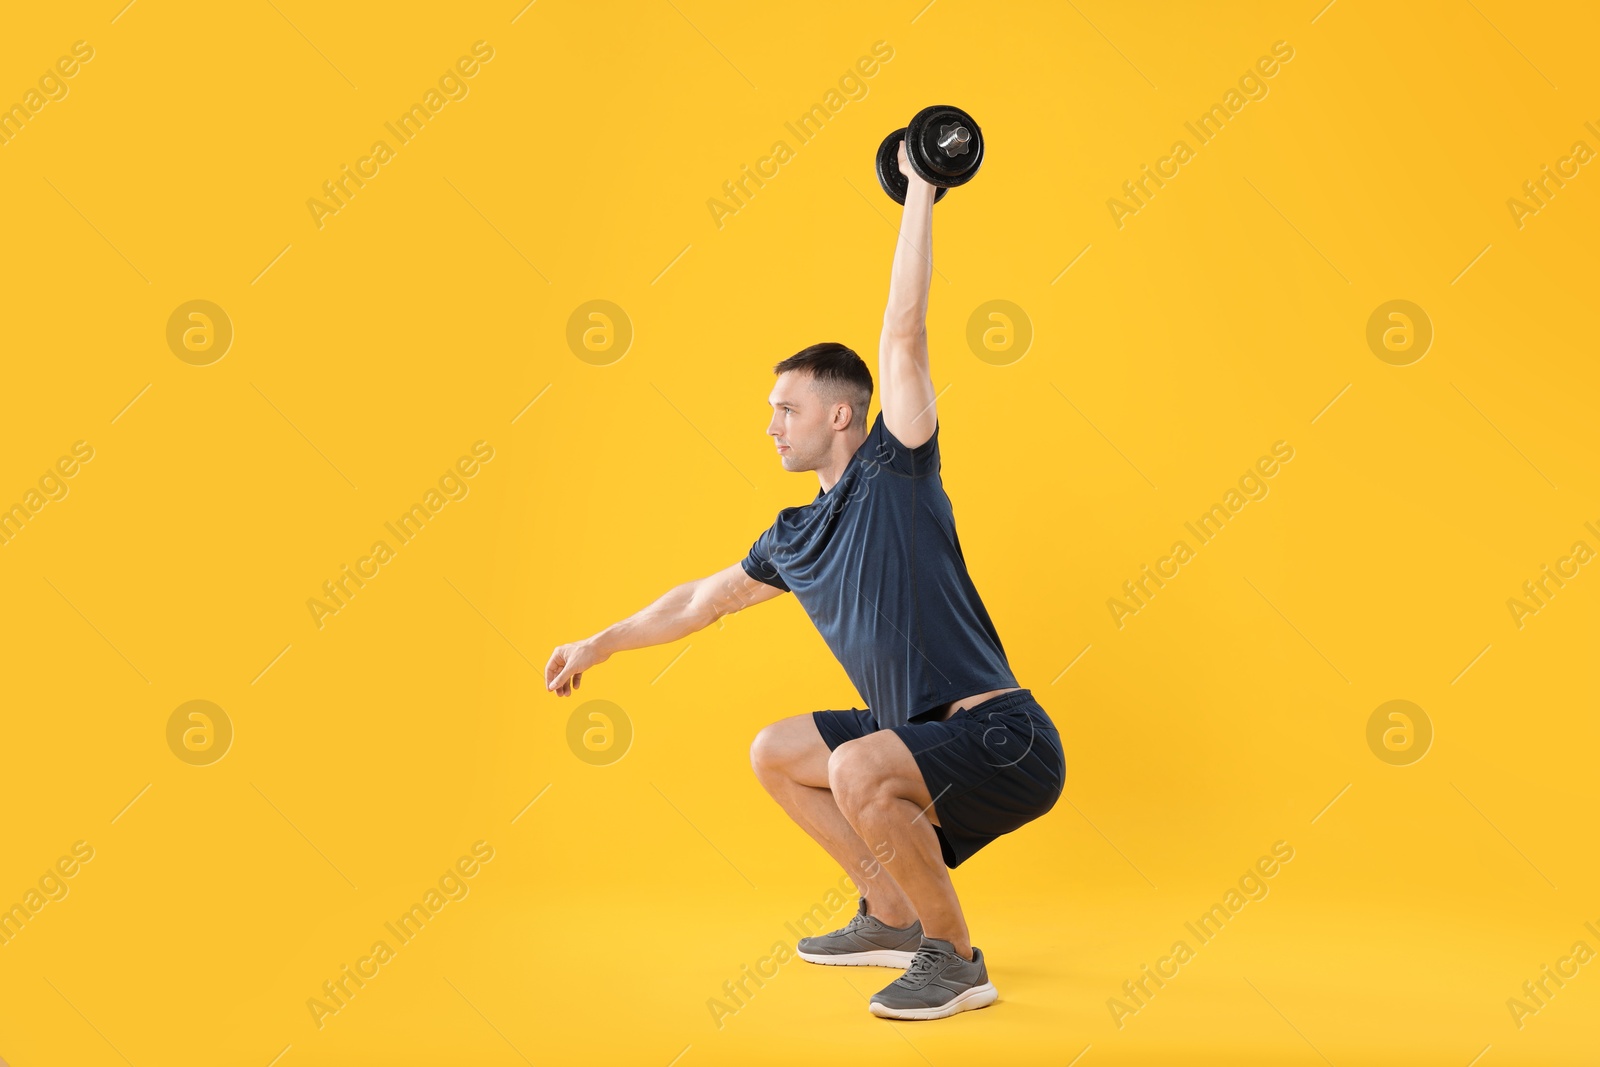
xmin=828 ymin=740 xmax=886 ymax=818
xmin=749 ymin=723 xmax=786 ymax=779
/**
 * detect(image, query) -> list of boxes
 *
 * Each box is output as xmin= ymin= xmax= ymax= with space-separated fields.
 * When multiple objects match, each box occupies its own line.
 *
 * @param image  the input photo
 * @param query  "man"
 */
xmin=544 ymin=141 xmax=1064 ymax=1020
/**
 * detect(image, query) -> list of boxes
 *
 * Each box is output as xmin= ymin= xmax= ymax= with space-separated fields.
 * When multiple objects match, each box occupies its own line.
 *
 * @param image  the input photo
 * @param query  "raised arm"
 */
xmin=544 ymin=561 xmax=785 ymax=696
xmin=879 ymin=139 xmax=939 ymax=449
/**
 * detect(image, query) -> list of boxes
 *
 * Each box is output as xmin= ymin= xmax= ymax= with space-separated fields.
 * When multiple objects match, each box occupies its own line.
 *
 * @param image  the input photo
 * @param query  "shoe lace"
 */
xmin=839 ymin=899 xmax=879 ymax=934
xmin=898 ymin=947 xmax=945 ymax=987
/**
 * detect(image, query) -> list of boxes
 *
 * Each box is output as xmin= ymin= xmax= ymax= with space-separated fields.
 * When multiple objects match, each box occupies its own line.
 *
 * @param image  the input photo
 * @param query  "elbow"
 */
xmin=685 ymin=585 xmax=724 ymax=630
xmin=882 ymin=317 xmax=926 ymax=343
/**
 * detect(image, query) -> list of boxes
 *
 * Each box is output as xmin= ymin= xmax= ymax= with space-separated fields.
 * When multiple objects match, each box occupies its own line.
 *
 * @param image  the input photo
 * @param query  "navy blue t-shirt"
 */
xmin=741 ymin=410 xmax=1018 ymax=729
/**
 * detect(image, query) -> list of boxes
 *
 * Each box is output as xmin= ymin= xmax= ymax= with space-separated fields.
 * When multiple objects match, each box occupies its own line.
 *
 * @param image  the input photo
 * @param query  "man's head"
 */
xmin=767 ymin=342 xmax=874 ymax=474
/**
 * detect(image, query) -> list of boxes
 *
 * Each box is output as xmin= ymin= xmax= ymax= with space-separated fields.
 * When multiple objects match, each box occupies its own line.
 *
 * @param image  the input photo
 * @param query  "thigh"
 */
xmin=753 ymin=711 xmax=862 ymax=788
xmin=829 ymin=728 xmax=940 ymax=822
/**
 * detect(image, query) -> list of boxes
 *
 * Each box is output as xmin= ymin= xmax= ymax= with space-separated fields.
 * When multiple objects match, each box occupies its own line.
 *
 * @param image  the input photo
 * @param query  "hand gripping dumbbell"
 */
xmin=875 ymin=105 xmax=985 ymax=205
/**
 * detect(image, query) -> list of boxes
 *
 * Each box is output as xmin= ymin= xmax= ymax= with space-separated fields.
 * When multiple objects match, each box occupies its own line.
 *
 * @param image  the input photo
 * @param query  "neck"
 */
xmin=817 ymin=429 xmax=867 ymax=493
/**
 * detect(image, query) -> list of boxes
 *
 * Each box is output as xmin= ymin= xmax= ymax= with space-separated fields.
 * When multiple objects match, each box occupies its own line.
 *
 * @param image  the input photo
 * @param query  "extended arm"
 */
xmin=879 ymin=139 xmax=939 ymax=449
xmin=544 ymin=562 xmax=785 ymax=695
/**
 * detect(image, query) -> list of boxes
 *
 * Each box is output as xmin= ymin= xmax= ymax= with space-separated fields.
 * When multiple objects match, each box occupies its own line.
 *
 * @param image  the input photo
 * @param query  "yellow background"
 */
xmin=2 ymin=1 xmax=1597 ymax=1064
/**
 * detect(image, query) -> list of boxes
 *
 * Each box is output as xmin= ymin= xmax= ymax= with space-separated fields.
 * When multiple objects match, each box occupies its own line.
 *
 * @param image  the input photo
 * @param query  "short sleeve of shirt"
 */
xmin=868 ymin=410 xmax=940 ymax=477
xmin=741 ymin=522 xmax=791 ymax=592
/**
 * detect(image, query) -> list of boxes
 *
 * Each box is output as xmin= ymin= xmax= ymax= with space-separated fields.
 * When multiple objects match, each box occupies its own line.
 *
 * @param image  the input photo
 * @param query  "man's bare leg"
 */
xmin=750 ymin=715 xmax=919 ymax=928
xmin=828 ymin=732 xmax=973 ymax=960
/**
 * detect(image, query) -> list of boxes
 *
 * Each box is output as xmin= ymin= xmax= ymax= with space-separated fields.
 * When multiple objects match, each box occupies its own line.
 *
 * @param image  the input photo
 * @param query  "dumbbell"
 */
xmin=875 ymin=105 xmax=984 ymax=205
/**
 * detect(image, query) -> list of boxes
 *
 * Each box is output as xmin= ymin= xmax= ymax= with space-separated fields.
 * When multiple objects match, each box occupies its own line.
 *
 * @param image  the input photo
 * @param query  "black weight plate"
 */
xmin=876 ymin=128 xmax=948 ymax=205
xmin=907 ymin=105 xmax=979 ymax=181
xmin=905 ymin=105 xmax=983 ymax=187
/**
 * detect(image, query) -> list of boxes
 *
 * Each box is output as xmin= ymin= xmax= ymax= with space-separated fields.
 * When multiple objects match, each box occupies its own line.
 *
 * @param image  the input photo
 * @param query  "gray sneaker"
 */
xmin=796 ymin=897 xmax=923 ymax=967
xmin=868 ymin=936 xmax=998 ymax=1020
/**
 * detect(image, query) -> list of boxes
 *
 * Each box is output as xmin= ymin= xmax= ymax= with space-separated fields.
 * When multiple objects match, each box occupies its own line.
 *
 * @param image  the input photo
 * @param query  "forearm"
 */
xmin=589 ymin=581 xmax=712 ymax=657
xmin=884 ymin=181 xmax=936 ymax=337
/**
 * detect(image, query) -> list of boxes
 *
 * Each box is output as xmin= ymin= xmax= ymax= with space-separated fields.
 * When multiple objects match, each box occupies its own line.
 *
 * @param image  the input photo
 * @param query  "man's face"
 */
xmin=767 ymin=371 xmax=835 ymax=472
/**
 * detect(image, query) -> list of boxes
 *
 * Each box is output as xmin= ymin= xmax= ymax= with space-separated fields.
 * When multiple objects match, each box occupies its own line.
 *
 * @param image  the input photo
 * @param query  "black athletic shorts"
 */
xmin=812 ymin=688 xmax=1065 ymax=868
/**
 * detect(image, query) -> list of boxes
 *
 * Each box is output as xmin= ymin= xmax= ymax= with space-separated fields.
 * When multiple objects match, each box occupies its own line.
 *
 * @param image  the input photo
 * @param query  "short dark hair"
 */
xmin=772 ymin=342 xmax=873 ymax=432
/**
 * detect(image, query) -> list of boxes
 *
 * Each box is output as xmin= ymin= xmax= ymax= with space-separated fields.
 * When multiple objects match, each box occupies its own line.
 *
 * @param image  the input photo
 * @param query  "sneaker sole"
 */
xmin=797 ymin=948 xmax=920 ymax=968
xmin=869 ymin=981 xmax=999 ymax=1020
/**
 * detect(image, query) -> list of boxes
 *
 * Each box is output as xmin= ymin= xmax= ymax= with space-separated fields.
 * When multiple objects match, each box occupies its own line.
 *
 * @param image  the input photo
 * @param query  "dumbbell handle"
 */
xmin=937 ymin=126 xmax=971 ymax=155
